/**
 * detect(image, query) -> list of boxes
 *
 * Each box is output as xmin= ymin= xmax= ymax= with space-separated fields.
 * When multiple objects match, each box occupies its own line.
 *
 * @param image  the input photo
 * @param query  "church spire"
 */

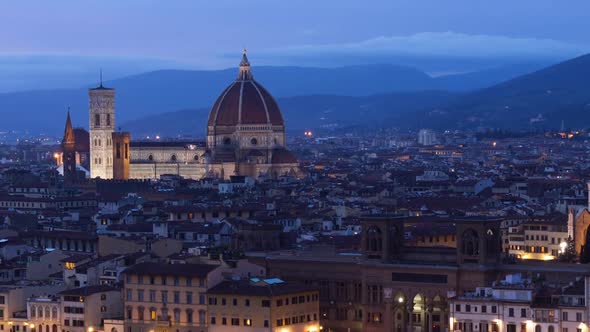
xmin=237 ymin=49 xmax=253 ymax=80
xmin=63 ymin=108 xmax=75 ymax=146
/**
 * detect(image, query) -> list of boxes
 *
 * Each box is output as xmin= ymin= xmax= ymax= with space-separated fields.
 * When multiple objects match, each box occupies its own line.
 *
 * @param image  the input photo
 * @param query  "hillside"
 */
xmin=0 ymin=63 xmax=541 ymax=133
xmin=121 ymin=91 xmax=460 ymax=136
xmin=416 ymin=53 xmax=590 ymax=129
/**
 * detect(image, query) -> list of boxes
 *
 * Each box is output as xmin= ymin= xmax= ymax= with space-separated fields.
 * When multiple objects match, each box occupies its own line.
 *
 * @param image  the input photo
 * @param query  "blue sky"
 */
xmin=0 ymin=0 xmax=589 ymax=90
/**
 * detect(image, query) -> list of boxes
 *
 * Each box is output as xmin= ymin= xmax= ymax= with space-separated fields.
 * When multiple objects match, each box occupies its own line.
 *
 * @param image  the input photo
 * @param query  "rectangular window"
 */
xmin=521 ymin=308 xmax=527 ymax=318
xmin=94 ymin=114 xmax=100 ymax=127
xmin=174 ymin=291 xmax=180 ymax=304
xmin=116 ymin=143 xmax=121 ymax=159
xmin=231 ymin=318 xmax=239 ymax=326
xmin=186 ymin=292 xmax=193 ymax=304
xmin=262 ymin=300 xmax=270 ymax=307
xmin=509 ymin=308 xmax=514 ymax=317
xmin=106 ymin=114 xmax=111 ymax=126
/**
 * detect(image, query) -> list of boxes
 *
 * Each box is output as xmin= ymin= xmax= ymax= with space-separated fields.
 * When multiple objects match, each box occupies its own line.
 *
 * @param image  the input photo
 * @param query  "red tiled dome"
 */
xmin=207 ymin=52 xmax=284 ymax=127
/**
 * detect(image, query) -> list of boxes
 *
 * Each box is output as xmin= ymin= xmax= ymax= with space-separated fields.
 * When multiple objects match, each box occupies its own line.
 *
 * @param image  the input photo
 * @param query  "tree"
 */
xmin=559 ymin=236 xmax=577 ymax=263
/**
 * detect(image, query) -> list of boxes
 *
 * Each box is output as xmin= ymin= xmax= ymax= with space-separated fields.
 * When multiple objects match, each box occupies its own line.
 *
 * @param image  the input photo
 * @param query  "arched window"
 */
xmin=250 ymin=138 xmax=258 ymax=145
xmin=223 ymin=137 xmax=231 ymax=145
xmin=547 ymin=326 xmax=554 ymax=332
xmin=193 ymin=155 xmax=199 ymax=161
xmin=148 ymin=155 xmax=153 ymax=161
xmin=461 ymin=229 xmax=480 ymax=256
xmin=52 ymin=307 xmax=57 ymax=319
xmin=52 ymin=325 xmax=57 ymax=332
xmin=365 ymin=226 xmax=382 ymax=252
xmin=171 ymin=155 xmax=177 ymax=161
xmin=186 ymin=309 xmax=194 ymax=323
xmin=535 ymin=325 xmax=542 ymax=332
xmin=45 ymin=306 xmax=50 ymax=318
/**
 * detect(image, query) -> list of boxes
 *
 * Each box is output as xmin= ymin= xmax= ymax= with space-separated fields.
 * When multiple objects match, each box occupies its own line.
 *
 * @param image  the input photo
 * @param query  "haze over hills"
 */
xmin=406 ymin=53 xmax=590 ymax=130
xmin=0 ymin=62 xmax=543 ymax=134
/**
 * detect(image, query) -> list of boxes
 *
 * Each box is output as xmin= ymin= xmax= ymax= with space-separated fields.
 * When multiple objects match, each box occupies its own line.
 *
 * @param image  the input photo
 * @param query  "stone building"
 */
xmin=207 ymin=278 xmax=320 ymax=332
xmin=249 ymin=215 xmax=590 ymax=332
xmin=81 ymin=50 xmax=301 ymax=181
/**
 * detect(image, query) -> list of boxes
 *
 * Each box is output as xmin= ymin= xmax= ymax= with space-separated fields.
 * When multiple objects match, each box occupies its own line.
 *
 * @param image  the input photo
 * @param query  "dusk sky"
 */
xmin=0 ymin=0 xmax=589 ymax=90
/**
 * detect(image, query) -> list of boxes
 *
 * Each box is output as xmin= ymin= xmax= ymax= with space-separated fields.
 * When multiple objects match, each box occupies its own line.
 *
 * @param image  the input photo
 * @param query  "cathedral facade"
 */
xmin=75 ymin=51 xmax=300 ymax=181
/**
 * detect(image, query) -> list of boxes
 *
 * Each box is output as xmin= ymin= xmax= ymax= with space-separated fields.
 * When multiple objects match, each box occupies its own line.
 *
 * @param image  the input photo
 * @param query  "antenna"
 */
xmin=100 ymin=68 xmax=103 ymax=87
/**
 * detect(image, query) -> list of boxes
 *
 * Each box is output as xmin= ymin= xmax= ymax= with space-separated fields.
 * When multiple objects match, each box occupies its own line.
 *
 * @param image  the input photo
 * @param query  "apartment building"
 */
xmin=206 ymin=278 xmax=320 ymax=332
xmin=449 ymin=274 xmax=588 ymax=332
xmin=59 ymin=285 xmax=123 ymax=332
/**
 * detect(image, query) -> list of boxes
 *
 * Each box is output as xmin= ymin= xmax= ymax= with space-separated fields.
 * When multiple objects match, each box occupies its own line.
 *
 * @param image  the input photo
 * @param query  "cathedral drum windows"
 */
xmin=250 ymin=137 xmax=258 ymax=145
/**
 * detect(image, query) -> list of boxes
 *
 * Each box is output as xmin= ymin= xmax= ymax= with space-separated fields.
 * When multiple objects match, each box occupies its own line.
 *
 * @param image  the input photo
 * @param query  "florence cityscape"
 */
xmin=2 ymin=1 xmax=590 ymax=332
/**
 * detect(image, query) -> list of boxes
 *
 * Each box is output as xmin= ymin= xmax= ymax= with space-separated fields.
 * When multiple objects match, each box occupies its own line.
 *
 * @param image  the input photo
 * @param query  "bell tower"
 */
xmin=62 ymin=111 xmax=77 ymax=185
xmin=89 ymin=72 xmax=115 ymax=179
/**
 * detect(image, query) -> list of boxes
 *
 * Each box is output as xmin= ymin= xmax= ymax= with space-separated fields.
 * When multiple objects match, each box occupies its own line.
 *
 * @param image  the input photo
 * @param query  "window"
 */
xmin=276 ymin=319 xmax=283 ymax=327
xmin=186 ymin=310 xmax=193 ymax=324
xmin=521 ymin=308 xmax=527 ymax=318
xmin=231 ymin=318 xmax=239 ymax=326
xmin=186 ymin=278 xmax=192 ymax=286
xmin=466 ymin=305 xmax=471 ymax=312
xmin=492 ymin=306 xmax=497 ymax=313
xmin=137 ymin=290 xmax=144 ymax=301
xmin=455 ymin=304 xmax=460 ymax=312
xmin=232 ymin=298 xmax=237 ymax=306
xmin=174 ymin=277 xmax=179 ymax=286
xmin=161 ymin=291 xmax=167 ymax=303
xmin=277 ymin=299 xmax=283 ymax=307
xmin=174 ymin=310 xmax=180 ymax=323
xmin=244 ymin=319 xmax=252 ymax=326
xmin=186 ymin=292 xmax=192 ymax=304
xmin=577 ymin=312 xmax=583 ymax=322
xmin=245 ymin=299 xmax=250 ymax=306
xmin=222 ymin=317 xmax=227 ymax=325
xmin=262 ymin=300 xmax=270 ymax=307
xmin=106 ymin=114 xmax=111 ymax=126
xmin=149 ymin=290 xmax=156 ymax=302
xmin=150 ymin=309 xmax=156 ymax=321
xmin=173 ymin=292 xmax=180 ymax=304
xmin=210 ymin=317 xmax=216 ymax=325
xmin=100 ymin=306 xmax=107 ymax=313
xmin=482 ymin=305 xmax=487 ymax=313
xmin=150 ymin=277 xmax=155 ymax=284
xmin=563 ymin=312 xmax=569 ymax=321
xmin=264 ymin=320 xmax=269 ymax=328
xmin=94 ymin=114 xmax=100 ymax=126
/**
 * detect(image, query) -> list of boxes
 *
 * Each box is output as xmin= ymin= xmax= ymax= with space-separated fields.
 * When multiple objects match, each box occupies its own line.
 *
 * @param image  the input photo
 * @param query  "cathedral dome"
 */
xmin=207 ymin=51 xmax=284 ymax=127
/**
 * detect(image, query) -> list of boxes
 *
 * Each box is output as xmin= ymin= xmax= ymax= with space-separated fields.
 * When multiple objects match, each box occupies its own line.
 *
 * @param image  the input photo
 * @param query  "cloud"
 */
xmin=263 ymin=32 xmax=590 ymax=59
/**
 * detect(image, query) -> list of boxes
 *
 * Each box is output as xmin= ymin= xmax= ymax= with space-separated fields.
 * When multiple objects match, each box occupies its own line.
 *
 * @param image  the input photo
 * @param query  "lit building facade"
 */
xmin=206 ymin=278 xmax=320 ymax=332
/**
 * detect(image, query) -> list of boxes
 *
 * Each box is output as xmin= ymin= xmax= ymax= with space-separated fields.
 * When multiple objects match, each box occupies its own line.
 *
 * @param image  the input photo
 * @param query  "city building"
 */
xmin=206 ymin=278 xmax=320 ymax=332
xmin=82 ymin=51 xmax=301 ymax=181
xmin=449 ymin=274 xmax=587 ymax=332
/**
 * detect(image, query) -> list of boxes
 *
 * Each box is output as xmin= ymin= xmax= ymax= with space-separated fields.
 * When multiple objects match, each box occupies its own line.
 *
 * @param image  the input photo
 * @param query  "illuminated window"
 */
xmin=150 ymin=309 xmax=156 ymax=321
xmin=243 ymin=319 xmax=251 ymax=326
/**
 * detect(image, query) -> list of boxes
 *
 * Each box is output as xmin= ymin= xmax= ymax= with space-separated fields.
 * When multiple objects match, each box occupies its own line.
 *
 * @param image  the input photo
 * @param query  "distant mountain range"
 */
xmin=0 ymin=62 xmax=544 ymax=134
xmin=123 ymin=54 xmax=590 ymax=134
xmin=406 ymin=53 xmax=590 ymax=130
